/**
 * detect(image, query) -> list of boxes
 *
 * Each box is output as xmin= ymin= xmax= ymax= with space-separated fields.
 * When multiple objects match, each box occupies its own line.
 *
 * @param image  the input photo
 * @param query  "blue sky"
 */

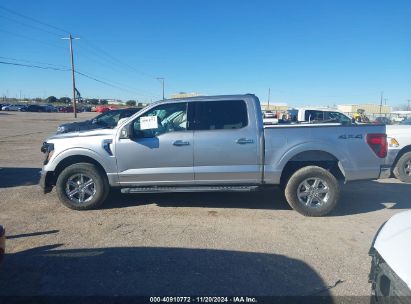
xmin=0 ymin=0 xmax=410 ymax=106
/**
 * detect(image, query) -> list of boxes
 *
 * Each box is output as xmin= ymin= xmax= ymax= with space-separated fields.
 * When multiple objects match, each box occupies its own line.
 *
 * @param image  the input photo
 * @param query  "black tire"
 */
xmin=56 ymin=163 xmax=109 ymax=210
xmin=284 ymin=166 xmax=340 ymax=217
xmin=393 ymin=152 xmax=411 ymax=183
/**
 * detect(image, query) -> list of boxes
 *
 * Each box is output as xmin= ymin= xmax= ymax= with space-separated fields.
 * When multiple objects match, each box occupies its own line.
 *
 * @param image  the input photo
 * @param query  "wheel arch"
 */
xmin=392 ymin=145 xmax=411 ymax=169
xmin=280 ymin=150 xmax=345 ymax=187
xmin=46 ymin=155 xmax=108 ymax=187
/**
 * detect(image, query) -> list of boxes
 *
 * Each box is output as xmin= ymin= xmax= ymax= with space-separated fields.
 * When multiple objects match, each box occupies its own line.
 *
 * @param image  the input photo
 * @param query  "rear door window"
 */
xmin=193 ymin=100 xmax=248 ymax=130
xmin=305 ymin=110 xmax=324 ymax=122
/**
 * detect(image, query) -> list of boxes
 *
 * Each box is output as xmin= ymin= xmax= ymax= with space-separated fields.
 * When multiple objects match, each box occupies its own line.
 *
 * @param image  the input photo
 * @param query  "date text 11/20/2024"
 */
xmin=149 ymin=297 xmax=257 ymax=303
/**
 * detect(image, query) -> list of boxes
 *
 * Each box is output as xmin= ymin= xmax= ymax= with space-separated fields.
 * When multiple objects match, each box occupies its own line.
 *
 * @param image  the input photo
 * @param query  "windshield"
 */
xmin=94 ymin=110 xmax=122 ymax=127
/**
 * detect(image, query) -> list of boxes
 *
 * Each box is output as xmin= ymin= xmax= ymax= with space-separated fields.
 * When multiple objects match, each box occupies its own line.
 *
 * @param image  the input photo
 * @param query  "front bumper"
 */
xmin=379 ymin=165 xmax=392 ymax=179
xmin=369 ymin=250 xmax=411 ymax=302
xmin=39 ymin=170 xmax=53 ymax=194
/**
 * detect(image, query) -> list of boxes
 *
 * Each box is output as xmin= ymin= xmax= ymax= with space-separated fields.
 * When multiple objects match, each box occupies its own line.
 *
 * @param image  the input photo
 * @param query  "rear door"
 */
xmin=192 ymin=99 xmax=260 ymax=184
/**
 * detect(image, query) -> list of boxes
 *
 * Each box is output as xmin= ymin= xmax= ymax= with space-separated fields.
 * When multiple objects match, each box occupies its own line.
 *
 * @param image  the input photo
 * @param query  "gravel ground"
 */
xmin=0 ymin=111 xmax=410 ymax=297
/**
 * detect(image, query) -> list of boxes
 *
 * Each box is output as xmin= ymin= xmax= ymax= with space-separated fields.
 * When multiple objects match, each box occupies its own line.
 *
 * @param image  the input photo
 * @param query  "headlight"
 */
xmin=56 ymin=126 xmax=65 ymax=133
xmin=388 ymin=137 xmax=400 ymax=148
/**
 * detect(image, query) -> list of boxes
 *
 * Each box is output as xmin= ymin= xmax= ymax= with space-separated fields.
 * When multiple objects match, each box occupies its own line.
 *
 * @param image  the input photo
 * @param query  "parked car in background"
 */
xmin=393 ymin=116 xmax=406 ymax=123
xmin=41 ymin=94 xmax=388 ymax=216
xmin=263 ymin=110 xmax=276 ymax=118
xmin=374 ymin=117 xmax=392 ymax=125
xmin=386 ymin=125 xmax=411 ymax=183
xmin=58 ymin=106 xmax=77 ymax=113
xmin=262 ymin=110 xmax=279 ymax=125
xmin=287 ymin=108 xmax=353 ymax=124
xmin=2 ymin=104 xmax=26 ymax=111
xmin=369 ymin=211 xmax=411 ymax=302
xmin=400 ymin=117 xmax=411 ymax=125
xmin=0 ymin=225 xmax=5 ymax=265
xmin=25 ymin=104 xmax=45 ymax=112
xmin=56 ymin=107 xmax=142 ymax=134
xmin=95 ymin=105 xmax=116 ymax=113
xmin=43 ymin=105 xmax=58 ymax=112
xmin=79 ymin=105 xmax=92 ymax=112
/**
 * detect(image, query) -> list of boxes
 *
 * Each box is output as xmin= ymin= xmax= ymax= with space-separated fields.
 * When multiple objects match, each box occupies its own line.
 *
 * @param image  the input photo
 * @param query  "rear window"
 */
xmin=193 ymin=100 xmax=248 ymax=130
xmin=305 ymin=110 xmax=324 ymax=121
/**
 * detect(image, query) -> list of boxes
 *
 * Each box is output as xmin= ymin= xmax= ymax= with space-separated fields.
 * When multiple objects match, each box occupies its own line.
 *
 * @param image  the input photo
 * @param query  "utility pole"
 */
xmin=62 ymin=34 xmax=80 ymax=118
xmin=267 ymin=88 xmax=271 ymax=110
xmin=379 ymin=91 xmax=383 ymax=115
xmin=156 ymin=77 xmax=165 ymax=100
xmin=407 ymin=100 xmax=411 ymax=111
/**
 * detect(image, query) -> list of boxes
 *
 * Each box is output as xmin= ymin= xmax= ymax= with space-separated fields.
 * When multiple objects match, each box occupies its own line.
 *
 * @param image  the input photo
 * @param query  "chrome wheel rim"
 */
xmin=404 ymin=160 xmax=411 ymax=176
xmin=65 ymin=174 xmax=96 ymax=204
xmin=297 ymin=178 xmax=330 ymax=208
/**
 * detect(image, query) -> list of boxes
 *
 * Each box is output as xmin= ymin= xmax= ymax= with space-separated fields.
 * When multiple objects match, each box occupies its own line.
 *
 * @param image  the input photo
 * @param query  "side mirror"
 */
xmin=120 ymin=124 xmax=133 ymax=139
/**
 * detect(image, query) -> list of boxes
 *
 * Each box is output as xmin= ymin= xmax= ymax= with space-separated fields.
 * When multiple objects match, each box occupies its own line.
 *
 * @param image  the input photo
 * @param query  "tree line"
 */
xmin=2 ymin=96 xmax=139 ymax=107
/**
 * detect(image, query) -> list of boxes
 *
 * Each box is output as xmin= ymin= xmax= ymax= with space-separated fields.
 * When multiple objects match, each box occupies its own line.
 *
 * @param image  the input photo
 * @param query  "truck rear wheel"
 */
xmin=393 ymin=152 xmax=411 ymax=183
xmin=284 ymin=166 xmax=340 ymax=217
xmin=56 ymin=163 xmax=109 ymax=210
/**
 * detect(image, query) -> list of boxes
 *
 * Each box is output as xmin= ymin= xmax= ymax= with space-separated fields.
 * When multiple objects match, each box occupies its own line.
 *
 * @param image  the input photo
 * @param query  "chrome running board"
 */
xmin=121 ymin=185 xmax=259 ymax=194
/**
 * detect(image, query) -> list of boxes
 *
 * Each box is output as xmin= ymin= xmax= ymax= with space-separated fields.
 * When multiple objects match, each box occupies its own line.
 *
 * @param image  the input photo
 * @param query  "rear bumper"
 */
xmin=379 ymin=165 xmax=392 ymax=179
xmin=39 ymin=170 xmax=53 ymax=194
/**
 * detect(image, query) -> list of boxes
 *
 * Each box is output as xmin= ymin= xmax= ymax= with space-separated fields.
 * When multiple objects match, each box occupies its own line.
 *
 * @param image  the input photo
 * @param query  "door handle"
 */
xmin=173 ymin=140 xmax=190 ymax=146
xmin=236 ymin=138 xmax=254 ymax=144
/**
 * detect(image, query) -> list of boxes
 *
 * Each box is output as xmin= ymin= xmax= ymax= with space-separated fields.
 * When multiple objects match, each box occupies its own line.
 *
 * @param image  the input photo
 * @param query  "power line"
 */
xmin=1 ymin=4 xmax=161 ymax=86
xmin=0 ymin=55 xmax=69 ymax=69
xmin=0 ymin=28 xmax=66 ymax=50
xmin=0 ymin=60 xmax=69 ymax=71
xmin=0 ymin=60 xmax=154 ymax=97
xmin=73 ymin=47 xmax=161 ymax=97
xmin=75 ymin=71 xmax=142 ymax=95
xmin=80 ymin=39 xmax=157 ymax=79
xmin=0 ymin=4 xmax=162 ymax=98
xmin=0 ymin=4 xmax=70 ymax=35
xmin=0 ymin=14 xmax=62 ymax=37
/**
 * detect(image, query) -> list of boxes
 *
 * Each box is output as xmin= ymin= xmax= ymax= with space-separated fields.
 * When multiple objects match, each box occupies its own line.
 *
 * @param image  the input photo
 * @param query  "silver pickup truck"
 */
xmin=40 ymin=94 xmax=389 ymax=216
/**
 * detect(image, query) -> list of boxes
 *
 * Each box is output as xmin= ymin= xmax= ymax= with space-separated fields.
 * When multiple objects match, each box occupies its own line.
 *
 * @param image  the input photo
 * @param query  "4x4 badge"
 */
xmin=338 ymin=134 xmax=363 ymax=139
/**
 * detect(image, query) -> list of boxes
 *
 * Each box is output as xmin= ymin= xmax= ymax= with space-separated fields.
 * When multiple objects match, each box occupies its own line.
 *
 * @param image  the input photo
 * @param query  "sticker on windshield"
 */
xmin=140 ymin=116 xmax=158 ymax=130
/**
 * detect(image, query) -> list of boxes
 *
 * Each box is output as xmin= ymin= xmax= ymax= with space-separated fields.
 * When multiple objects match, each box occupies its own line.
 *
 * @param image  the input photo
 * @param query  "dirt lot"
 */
xmin=0 ymin=111 xmax=410 ymax=297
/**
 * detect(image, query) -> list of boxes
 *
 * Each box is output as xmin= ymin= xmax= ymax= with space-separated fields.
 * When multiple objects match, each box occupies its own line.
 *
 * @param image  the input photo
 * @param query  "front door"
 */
xmin=115 ymin=102 xmax=194 ymax=185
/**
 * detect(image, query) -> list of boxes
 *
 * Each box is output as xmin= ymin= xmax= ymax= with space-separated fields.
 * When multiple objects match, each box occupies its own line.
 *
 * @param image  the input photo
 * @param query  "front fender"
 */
xmin=44 ymin=148 xmax=117 ymax=174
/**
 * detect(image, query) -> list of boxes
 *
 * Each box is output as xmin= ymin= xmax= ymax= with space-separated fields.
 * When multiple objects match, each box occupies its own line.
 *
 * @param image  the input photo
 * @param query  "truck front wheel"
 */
xmin=284 ymin=166 xmax=340 ymax=217
xmin=56 ymin=163 xmax=109 ymax=210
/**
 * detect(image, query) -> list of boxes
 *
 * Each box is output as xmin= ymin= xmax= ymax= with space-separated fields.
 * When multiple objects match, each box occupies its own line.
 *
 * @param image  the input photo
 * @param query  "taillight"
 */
xmin=367 ymin=134 xmax=387 ymax=158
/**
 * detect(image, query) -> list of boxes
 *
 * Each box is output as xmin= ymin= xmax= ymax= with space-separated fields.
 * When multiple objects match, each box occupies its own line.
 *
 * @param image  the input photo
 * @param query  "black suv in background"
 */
xmin=25 ymin=105 xmax=45 ymax=112
xmin=56 ymin=107 xmax=142 ymax=134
